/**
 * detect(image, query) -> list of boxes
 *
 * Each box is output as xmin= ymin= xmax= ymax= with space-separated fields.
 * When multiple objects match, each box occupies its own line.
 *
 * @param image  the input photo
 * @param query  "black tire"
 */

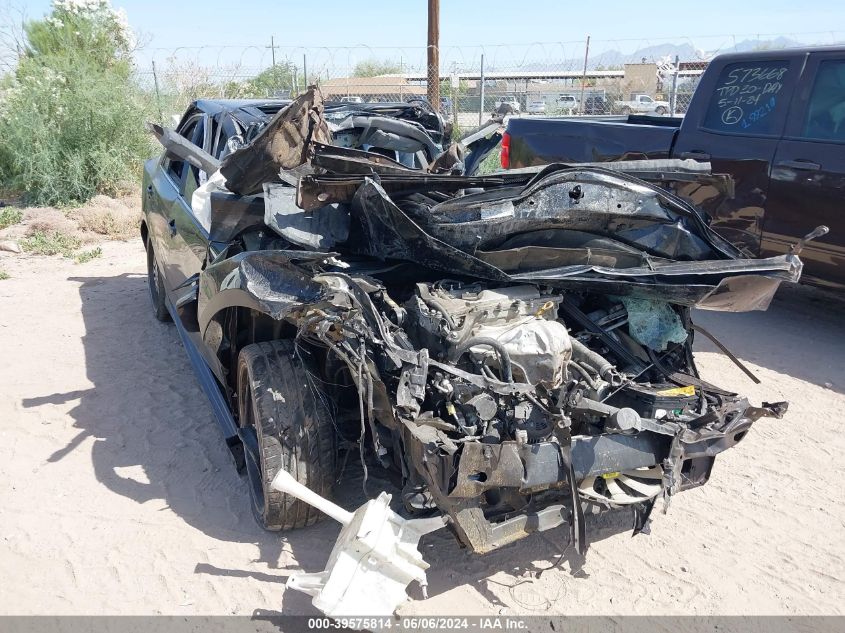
xmin=237 ymin=340 xmax=337 ymax=531
xmin=655 ymin=106 xmax=667 ymax=115
xmin=146 ymin=240 xmax=170 ymax=322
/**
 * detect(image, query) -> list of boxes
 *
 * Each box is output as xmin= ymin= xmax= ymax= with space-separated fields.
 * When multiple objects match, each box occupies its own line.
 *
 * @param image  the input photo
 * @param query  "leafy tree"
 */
xmin=247 ymin=62 xmax=298 ymax=97
xmin=353 ymin=58 xmax=402 ymax=78
xmin=0 ymin=0 xmax=150 ymax=205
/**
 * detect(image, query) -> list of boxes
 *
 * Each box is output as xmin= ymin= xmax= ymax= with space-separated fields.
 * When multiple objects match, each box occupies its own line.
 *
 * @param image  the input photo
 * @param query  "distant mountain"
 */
xmin=487 ymin=36 xmax=839 ymax=73
xmin=488 ymin=42 xmax=703 ymax=72
xmin=589 ymin=43 xmax=700 ymax=67
xmin=728 ymin=36 xmax=804 ymax=53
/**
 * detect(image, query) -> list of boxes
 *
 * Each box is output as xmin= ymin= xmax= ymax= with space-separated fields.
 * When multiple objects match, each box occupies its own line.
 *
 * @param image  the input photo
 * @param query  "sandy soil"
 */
xmin=0 ymin=239 xmax=843 ymax=616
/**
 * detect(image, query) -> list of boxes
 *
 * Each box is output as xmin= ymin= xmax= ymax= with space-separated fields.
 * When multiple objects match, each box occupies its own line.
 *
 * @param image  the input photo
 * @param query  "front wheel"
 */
xmin=655 ymin=106 xmax=667 ymax=115
xmin=237 ymin=340 xmax=337 ymax=531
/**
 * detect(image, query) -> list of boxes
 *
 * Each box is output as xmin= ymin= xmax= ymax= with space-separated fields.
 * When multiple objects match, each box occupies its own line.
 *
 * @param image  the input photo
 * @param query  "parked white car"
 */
xmin=527 ymin=99 xmax=546 ymax=115
xmin=555 ymin=95 xmax=579 ymax=115
xmin=615 ymin=94 xmax=670 ymax=115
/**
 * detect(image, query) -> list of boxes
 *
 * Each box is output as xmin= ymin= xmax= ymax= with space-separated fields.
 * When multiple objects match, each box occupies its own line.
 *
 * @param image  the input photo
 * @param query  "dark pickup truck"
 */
xmin=503 ymin=47 xmax=844 ymax=289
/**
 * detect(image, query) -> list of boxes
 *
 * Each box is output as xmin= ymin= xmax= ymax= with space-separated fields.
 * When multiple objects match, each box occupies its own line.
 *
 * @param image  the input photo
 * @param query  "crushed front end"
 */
xmin=292 ymin=269 xmax=788 ymax=557
xmin=152 ymin=87 xmax=799 ymax=559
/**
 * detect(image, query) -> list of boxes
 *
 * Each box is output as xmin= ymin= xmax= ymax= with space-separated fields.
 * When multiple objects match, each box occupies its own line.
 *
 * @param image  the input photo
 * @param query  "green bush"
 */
xmin=0 ymin=207 xmax=23 ymax=229
xmin=0 ymin=1 xmax=151 ymax=206
xmin=21 ymin=230 xmax=82 ymax=257
xmin=353 ymin=58 xmax=402 ymax=78
xmin=475 ymin=147 xmax=503 ymax=175
xmin=75 ymin=246 xmax=102 ymax=263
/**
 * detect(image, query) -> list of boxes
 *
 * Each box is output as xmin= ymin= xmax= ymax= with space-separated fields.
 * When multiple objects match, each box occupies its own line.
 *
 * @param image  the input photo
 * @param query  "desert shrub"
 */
xmin=24 ymin=207 xmax=79 ymax=237
xmin=75 ymin=246 xmax=102 ymax=263
xmin=70 ymin=194 xmax=141 ymax=239
xmin=0 ymin=207 xmax=23 ymax=229
xmin=21 ymin=230 xmax=82 ymax=256
xmin=0 ymin=1 xmax=152 ymax=206
xmin=474 ymin=145 xmax=503 ymax=175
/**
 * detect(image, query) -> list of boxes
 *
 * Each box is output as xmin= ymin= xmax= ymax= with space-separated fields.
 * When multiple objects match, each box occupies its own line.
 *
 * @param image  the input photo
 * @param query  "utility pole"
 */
xmin=670 ymin=55 xmax=679 ymax=115
xmin=303 ymin=53 xmax=308 ymax=88
xmin=579 ymin=35 xmax=590 ymax=115
xmin=266 ymin=36 xmax=279 ymax=96
xmin=427 ymin=0 xmax=440 ymax=108
xmin=478 ymin=53 xmax=485 ymax=125
xmin=267 ymin=36 xmax=278 ymax=68
xmin=151 ymin=61 xmax=163 ymax=123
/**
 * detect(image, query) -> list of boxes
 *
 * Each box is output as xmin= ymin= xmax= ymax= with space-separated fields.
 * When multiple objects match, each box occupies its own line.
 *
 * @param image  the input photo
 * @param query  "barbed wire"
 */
xmin=128 ymin=32 xmax=844 ymax=127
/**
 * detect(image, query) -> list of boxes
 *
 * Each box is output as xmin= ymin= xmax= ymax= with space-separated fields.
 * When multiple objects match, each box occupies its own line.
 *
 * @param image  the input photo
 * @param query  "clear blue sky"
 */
xmin=15 ymin=0 xmax=845 ymax=71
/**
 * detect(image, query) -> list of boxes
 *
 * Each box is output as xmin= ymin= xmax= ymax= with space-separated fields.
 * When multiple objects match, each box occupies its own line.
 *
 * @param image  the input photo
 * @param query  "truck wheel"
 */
xmin=237 ymin=340 xmax=337 ymax=531
xmin=655 ymin=106 xmax=667 ymax=115
xmin=146 ymin=241 xmax=170 ymax=322
xmin=621 ymin=106 xmax=632 ymax=116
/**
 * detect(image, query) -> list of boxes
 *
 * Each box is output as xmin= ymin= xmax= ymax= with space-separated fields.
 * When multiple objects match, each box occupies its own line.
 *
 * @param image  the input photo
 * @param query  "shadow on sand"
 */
xmin=692 ymin=283 xmax=845 ymax=395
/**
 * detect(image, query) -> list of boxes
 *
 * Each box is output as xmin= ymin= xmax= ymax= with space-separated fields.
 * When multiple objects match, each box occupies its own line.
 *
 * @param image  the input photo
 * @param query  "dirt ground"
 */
xmin=0 ymin=239 xmax=843 ymax=617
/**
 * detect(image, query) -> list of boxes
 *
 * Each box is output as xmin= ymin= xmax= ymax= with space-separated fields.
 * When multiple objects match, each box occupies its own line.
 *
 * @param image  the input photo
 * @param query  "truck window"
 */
xmin=802 ymin=59 xmax=845 ymax=141
xmin=702 ymin=60 xmax=791 ymax=136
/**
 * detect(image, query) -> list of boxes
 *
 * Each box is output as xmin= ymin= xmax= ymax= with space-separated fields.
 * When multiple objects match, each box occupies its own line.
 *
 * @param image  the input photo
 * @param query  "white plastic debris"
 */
xmin=271 ymin=471 xmax=434 ymax=620
xmin=190 ymin=169 xmax=228 ymax=232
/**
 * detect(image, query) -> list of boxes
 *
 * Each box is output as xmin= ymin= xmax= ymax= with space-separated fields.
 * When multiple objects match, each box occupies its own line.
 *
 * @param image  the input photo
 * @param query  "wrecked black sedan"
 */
xmin=142 ymin=88 xmax=799 ymax=565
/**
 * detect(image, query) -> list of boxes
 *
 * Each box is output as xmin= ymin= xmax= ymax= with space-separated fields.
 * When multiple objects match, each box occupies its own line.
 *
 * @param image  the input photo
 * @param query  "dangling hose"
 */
xmin=571 ymin=338 xmax=622 ymax=385
xmin=450 ymin=337 xmax=514 ymax=383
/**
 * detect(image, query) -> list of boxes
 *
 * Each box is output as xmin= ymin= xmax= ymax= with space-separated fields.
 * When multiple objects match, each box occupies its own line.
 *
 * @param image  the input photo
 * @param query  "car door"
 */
xmin=765 ymin=52 xmax=845 ymax=288
xmin=147 ymin=115 xmax=198 ymax=286
xmin=672 ymin=54 xmax=802 ymax=256
xmin=151 ymin=111 xmax=211 ymax=311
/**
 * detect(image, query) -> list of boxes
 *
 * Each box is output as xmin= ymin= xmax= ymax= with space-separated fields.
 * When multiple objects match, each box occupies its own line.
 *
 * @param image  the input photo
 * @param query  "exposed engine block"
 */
xmin=406 ymin=282 xmax=572 ymax=388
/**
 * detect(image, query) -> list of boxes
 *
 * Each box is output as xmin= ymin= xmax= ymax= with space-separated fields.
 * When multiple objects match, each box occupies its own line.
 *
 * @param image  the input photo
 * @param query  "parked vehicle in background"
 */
xmin=440 ymin=96 xmax=453 ymax=117
xmin=582 ymin=94 xmax=610 ymax=115
xmin=494 ymin=95 xmax=521 ymax=114
xmin=339 ymin=96 xmax=364 ymax=103
xmin=555 ymin=94 xmax=579 ymax=114
xmin=615 ymin=93 xmax=670 ymax=115
xmin=501 ymin=47 xmax=842 ymax=288
xmin=527 ymin=99 xmax=546 ymax=115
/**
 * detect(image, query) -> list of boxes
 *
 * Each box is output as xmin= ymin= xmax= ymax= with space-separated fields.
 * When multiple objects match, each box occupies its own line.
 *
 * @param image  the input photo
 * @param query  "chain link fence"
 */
xmin=134 ymin=33 xmax=844 ymax=130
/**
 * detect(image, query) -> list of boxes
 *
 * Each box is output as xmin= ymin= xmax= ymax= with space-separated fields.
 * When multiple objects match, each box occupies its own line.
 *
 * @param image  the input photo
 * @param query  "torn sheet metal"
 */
xmin=415 ymin=166 xmax=733 ymax=260
xmin=146 ymin=122 xmax=220 ymax=175
xmin=263 ymin=183 xmax=349 ymax=250
xmin=345 ymin=175 xmax=799 ymax=309
xmin=220 ymin=86 xmax=331 ymax=196
xmin=329 ymin=115 xmax=442 ymax=160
